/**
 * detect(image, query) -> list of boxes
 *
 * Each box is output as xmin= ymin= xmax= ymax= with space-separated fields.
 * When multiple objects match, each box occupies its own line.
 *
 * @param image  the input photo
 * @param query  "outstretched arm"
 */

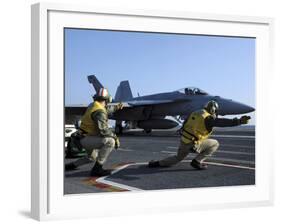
xmin=205 ymin=115 xmax=250 ymax=131
xmin=106 ymin=103 xmax=124 ymax=115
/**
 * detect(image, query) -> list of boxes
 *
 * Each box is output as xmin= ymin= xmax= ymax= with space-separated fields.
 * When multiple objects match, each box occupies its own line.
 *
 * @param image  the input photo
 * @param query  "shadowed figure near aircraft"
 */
xmin=65 ymin=75 xmax=255 ymax=134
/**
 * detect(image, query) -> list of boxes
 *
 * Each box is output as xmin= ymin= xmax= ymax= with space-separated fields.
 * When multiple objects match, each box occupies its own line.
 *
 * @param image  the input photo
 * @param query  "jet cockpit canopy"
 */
xmin=177 ymin=87 xmax=208 ymax=96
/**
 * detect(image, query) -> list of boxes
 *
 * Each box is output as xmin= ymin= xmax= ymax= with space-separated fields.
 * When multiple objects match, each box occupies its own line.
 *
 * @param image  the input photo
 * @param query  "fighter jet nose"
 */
xmin=217 ymin=99 xmax=255 ymax=115
xmin=237 ymin=102 xmax=255 ymax=114
xmin=246 ymin=105 xmax=255 ymax=113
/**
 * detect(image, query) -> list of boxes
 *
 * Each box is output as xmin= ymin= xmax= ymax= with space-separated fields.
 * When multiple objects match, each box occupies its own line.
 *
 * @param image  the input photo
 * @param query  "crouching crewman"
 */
xmin=148 ymin=100 xmax=251 ymax=170
xmin=65 ymin=88 xmax=123 ymax=177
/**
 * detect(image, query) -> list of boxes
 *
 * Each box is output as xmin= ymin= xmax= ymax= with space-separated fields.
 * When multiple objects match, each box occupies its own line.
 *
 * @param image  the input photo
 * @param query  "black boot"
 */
xmin=90 ymin=162 xmax=112 ymax=177
xmin=190 ymin=159 xmax=208 ymax=170
xmin=148 ymin=160 xmax=160 ymax=168
xmin=65 ymin=162 xmax=78 ymax=171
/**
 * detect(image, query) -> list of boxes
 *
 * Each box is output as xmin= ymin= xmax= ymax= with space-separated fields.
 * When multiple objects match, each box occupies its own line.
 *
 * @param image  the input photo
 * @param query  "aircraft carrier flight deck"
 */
xmin=64 ymin=126 xmax=255 ymax=194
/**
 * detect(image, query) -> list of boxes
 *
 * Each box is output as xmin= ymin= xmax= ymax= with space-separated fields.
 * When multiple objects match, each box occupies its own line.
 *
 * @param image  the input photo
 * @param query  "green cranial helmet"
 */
xmin=94 ymin=88 xmax=112 ymax=103
xmin=205 ymin=100 xmax=219 ymax=115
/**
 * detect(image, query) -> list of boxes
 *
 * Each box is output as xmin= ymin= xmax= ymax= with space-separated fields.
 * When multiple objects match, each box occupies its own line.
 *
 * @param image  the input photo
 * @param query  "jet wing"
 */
xmin=65 ymin=100 xmax=177 ymax=115
xmin=65 ymin=99 xmax=191 ymax=123
xmin=112 ymin=99 xmax=190 ymax=107
xmin=65 ymin=105 xmax=88 ymax=124
xmin=65 ymin=105 xmax=88 ymax=115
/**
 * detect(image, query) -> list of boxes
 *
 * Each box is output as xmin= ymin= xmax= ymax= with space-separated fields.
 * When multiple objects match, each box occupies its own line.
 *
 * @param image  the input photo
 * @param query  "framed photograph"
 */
xmin=31 ymin=2 xmax=274 ymax=221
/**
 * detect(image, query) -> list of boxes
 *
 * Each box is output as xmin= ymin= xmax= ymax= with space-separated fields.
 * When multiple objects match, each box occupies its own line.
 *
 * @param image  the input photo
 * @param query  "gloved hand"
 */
xmin=239 ymin=116 xmax=251 ymax=124
xmin=115 ymin=103 xmax=124 ymax=110
xmin=115 ymin=137 xmax=120 ymax=149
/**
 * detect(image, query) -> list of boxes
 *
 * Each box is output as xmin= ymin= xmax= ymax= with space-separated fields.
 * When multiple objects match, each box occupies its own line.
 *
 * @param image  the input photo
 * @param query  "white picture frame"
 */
xmin=31 ymin=2 xmax=274 ymax=221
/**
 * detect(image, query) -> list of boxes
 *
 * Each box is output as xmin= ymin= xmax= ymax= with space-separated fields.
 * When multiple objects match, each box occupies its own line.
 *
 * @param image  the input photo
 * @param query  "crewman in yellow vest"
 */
xmin=65 ymin=88 xmax=123 ymax=176
xmin=148 ymin=100 xmax=251 ymax=170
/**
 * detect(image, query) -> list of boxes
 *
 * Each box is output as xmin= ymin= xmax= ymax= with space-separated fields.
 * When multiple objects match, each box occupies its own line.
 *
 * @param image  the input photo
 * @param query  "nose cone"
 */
xmin=217 ymin=98 xmax=255 ymax=115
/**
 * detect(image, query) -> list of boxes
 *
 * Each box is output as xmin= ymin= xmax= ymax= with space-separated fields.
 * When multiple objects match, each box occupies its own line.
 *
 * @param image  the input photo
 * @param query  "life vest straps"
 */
xmin=181 ymin=129 xmax=199 ymax=142
xmin=80 ymin=101 xmax=106 ymax=136
xmin=180 ymin=109 xmax=212 ymax=145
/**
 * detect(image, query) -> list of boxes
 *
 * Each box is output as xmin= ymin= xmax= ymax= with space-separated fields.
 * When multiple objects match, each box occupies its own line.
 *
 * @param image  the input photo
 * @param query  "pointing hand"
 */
xmin=240 ymin=116 xmax=251 ymax=124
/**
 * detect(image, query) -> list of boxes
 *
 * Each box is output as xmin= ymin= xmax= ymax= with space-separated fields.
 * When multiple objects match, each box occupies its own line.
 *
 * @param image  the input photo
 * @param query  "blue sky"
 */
xmin=65 ymin=28 xmax=255 ymax=123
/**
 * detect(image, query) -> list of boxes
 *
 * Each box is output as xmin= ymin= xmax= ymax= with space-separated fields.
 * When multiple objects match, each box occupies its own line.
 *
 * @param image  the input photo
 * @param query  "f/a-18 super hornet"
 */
xmin=65 ymin=75 xmax=255 ymax=134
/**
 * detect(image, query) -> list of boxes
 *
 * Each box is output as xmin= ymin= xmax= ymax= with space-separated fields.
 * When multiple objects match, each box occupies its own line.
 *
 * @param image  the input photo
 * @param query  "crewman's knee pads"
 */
xmin=210 ymin=140 xmax=219 ymax=153
xmin=103 ymin=137 xmax=115 ymax=148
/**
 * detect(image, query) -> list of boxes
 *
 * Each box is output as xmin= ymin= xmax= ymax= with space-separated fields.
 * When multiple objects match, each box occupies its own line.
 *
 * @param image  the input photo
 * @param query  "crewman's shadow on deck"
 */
xmin=108 ymin=164 xmax=198 ymax=181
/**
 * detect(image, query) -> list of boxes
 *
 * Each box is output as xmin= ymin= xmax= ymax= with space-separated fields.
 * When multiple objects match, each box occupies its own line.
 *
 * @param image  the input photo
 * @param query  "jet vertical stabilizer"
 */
xmin=115 ymin=80 xmax=133 ymax=101
xmin=88 ymin=75 xmax=104 ymax=93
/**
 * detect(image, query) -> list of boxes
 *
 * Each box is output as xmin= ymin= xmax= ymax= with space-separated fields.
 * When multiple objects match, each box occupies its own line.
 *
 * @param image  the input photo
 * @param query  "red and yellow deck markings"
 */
xmin=82 ymin=163 xmax=134 ymax=192
xmin=83 ymin=177 xmax=128 ymax=192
